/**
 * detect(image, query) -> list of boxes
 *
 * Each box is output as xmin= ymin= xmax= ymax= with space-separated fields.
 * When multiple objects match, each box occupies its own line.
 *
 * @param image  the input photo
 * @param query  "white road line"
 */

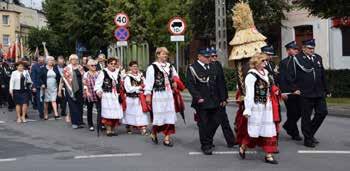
xmin=188 ymin=151 xmax=257 ymax=155
xmin=0 ymin=158 xmax=17 ymax=162
xmin=26 ymin=119 xmax=37 ymax=122
xmin=0 ymin=121 xmax=5 ymax=124
xmin=298 ymin=150 xmax=350 ymax=154
xmin=74 ymin=153 xmax=143 ymax=159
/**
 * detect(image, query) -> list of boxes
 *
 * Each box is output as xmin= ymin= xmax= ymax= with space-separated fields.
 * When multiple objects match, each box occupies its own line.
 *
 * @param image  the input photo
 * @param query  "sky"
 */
xmin=21 ymin=0 xmax=43 ymax=10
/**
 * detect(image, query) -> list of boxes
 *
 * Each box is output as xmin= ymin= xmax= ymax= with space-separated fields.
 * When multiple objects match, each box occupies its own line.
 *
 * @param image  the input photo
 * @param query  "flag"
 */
xmin=20 ymin=37 xmax=24 ymax=59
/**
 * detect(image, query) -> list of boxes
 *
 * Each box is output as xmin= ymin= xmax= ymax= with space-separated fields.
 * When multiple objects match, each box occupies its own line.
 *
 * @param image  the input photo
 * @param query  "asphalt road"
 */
xmin=0 ymin=102 xmax=349 ymax=171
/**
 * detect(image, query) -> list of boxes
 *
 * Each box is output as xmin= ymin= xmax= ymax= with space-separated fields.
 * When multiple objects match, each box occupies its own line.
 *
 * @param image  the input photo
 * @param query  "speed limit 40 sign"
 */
xmin=114 ymin=13 xmax=129 ymax=27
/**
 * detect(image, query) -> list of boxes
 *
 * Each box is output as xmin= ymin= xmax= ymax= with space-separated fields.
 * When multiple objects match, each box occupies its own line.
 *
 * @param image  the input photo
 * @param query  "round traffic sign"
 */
xmin=114 ymin=27 xmax=130 ymax=41
xmin=114 ymin=12 xmax=129 ymax=27
xmin=168 ymin=17 xmax=186 ymax=35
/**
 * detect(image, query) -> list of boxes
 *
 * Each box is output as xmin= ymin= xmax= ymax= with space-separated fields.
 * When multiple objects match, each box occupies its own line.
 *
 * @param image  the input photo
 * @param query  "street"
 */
xmin=0 ymin=102 xmax=349 ymax=171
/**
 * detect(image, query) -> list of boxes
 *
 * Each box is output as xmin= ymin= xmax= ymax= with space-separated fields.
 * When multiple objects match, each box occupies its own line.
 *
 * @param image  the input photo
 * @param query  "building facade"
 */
xmin=281 ymin=8 xmax=350 ymax=69
xmin=0 ymin=0 xmax=47 ymax=57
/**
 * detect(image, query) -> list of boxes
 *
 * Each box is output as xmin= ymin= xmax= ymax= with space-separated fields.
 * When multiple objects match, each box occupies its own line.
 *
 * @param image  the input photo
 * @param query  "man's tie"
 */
xmin=204 ymin=64 xmax=209 ymax=70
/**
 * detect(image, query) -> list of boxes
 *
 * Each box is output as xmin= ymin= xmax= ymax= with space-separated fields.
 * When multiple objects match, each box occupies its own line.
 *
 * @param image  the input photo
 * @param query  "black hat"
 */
xmin=198 ymin=48 xmax=210 ymax=57
xmin=261 ymin=45 xmax=275 ymax=55
xmin=302 ymin=39 xmax=316 ymax=48
xmin=209 ymin=47 xmax=217 ymax=56
xmin=285 ymin=41 xmax=298 ymax=49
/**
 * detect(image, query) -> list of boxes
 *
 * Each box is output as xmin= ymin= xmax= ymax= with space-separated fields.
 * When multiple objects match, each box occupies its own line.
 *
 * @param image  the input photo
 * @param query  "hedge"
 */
xmin=179 ymin=68 xmax=350 ymax=98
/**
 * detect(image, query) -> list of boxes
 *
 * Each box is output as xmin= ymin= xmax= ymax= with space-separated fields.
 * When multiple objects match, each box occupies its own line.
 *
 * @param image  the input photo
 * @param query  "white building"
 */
xmin=281 ymin=8 xmax=350 ymax=69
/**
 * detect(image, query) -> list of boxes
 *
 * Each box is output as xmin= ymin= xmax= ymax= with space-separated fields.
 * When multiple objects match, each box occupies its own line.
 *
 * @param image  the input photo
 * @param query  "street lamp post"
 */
xmin=215 ymin=0 xmax=228 ymax=66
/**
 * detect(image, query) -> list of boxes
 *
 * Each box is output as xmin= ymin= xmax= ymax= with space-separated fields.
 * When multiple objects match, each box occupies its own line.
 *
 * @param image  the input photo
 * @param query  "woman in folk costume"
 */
xmin=238 ymin=53 xmax=280 ymax=164
xmin=123 ymin=61 xmax=149 ymax=135
xmin=145 ymin=47 xmax=178 ymax=147
xmin=60 ymin=54 xmax=85 ymax=129
xmin=94 ymin=57 xmax=124 ymax=137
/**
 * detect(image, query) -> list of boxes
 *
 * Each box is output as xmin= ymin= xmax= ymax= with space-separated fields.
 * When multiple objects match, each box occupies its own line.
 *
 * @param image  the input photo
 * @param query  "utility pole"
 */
xmin=215 ymin=0 xmax=228 ymax=66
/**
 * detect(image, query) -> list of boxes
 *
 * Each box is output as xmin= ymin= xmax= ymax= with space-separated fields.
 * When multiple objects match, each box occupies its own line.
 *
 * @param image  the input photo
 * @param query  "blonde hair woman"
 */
xmin=144 ymin=47 xmax=178 ymax=147
xmin=238 ymin=53 xmax=279 ymax=164
xmin=40 ymin=56 xmax=61 ymax=120
xmin=61 ymin=54 xmax=85 ymax=129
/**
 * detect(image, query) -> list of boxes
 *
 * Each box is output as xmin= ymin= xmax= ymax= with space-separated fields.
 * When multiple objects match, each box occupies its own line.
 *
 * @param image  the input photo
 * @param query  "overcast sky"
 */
xmin=21 ymin=0 xmax=43 ymax=10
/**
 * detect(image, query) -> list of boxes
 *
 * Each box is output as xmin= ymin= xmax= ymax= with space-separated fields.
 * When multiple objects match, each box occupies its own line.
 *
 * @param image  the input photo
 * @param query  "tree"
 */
xmin=43 ymin=0 xmax=110 ymax=55
xmin=27 ymin=27 xmax=65 ymax=57
xmin=297 ymin=0 xmax=350 ymax=18
xmin=190 ymin=0 xmax=291 ymax=44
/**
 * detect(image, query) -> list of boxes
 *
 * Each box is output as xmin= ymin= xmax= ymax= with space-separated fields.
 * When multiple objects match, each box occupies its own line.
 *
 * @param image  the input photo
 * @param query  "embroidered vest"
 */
xmin=126 ymin=75 xmax=143 ymax=98
xmin=249 ymin=72 xmax=269 ymax=104
xmin=152 ymin=64 xmax=173 ymax=92
xmin=102 ymin=70 xmax=120 ymax=93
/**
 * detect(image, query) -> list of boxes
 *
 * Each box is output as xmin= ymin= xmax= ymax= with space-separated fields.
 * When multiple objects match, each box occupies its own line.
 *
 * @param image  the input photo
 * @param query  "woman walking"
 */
xmin=123 ymin=61 xmax=149 ymax=135
xmin=144 ymin=47 xmax=178 ymax=147
xmin=9 ymin=61 xmax=32 ymax=123
xmin=41 ymin=56 xmax=61 ymax=120
xmin=237 ymin=53 xmax=279 ymax=164
xmin=61 ymin=54 xmax=85 ymax=129
xmin=94 ymin=58 xmax=124 ymax=136
xmin=83 ymin=59 xmax=101 ymax=131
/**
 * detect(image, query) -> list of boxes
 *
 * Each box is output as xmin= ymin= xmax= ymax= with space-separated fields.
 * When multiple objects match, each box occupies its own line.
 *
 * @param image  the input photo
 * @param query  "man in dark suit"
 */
xmin=209 ymin=47 xmax=236 ymax=148
xmin=2 ymin=59 xmax=16 ymax=111
xmin=294 ymin=39 xmax=330 ymax=148
xmin=279 ymin=41 xmax=302 ymax=141
xmin=31 ymin=56 xmax=46 ymax=119
xmin=187 ymin=48 xmax=226 ymax=155
xmin=261 ymin=45 xmax=279 ymax=85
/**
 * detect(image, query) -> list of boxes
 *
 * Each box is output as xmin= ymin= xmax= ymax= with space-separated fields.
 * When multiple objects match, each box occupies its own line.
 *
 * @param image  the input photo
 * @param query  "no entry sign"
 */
xmin=114 ymin=27 xmax=130 ymax=41
xmin=114 ymin=13 xmax=129 ymax=27
xmin=168 ymin=17 xmax=186 ymax=35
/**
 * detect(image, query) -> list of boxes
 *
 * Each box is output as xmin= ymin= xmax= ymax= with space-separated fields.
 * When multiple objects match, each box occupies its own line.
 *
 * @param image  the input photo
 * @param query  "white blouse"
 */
xmin=9 ymin=70 xmax=32 ymax=92
xmin=124 ymin=73 xmax=144 ymax=94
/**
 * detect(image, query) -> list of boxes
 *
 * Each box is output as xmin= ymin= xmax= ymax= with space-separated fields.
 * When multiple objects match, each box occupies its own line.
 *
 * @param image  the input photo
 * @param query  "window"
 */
xmin=3 ymin=35 xmax=10 ymax=46
xmin=341 ymin=28 xmax=350 ymax=56
xmin=2 ymin=15 xmax=9 ymax=25
xmin=294 ymin=25 xmax=313 ymax=48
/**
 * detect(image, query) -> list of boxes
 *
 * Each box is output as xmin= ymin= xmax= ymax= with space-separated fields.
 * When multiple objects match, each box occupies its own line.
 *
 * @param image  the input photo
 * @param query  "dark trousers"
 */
xmin=5 ymin=87 xmax=15 ymax=109
xmin=66 ymin=93 xmax=84 ymax=125
xmin=34 ymin=89 xmax=44 ymax=118
xmin=301 ymin=97 xmax=328 ymax=142
xmin=283 ymin=95 xmax=302 ymax=137
xmin=58 ymin=92 xmax=67 ymax=116
xmin=219 ymin=107 xmax=236 ymax=146
xmin=86 ymin=101 xmax=101 ymax=127
xmin=196 ymin=107 xmax=222 ymax=150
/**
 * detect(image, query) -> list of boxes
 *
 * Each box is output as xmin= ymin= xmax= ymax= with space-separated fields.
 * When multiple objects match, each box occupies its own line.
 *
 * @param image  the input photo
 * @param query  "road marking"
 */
xmin=0 ymin=158 xmax=17 ymax=162
xmin=26 ymin=119 xmax=37 ymax=122
xmin=298 ymin=150 xmax=350 ymax=154
xmin=0 ymin=121 xmax=5 ymax=124
xmin=188 ymin=151 xmax=257 ymax=156
xmin=74 ymin=153 xmax=143 ymax=159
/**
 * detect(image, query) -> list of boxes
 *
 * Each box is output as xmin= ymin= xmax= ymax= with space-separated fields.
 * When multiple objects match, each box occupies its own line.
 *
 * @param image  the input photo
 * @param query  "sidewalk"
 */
xmin=181 ymin=92 xmax=350 ymax=118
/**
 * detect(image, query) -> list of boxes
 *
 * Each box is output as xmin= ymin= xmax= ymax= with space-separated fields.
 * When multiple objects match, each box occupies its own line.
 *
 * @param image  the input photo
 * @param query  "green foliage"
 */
xmin=297 ymin=0 xmax=350 ymax=18
xmin=325 ymin=70 xmax=350 ymax=97
xmin=43 ymin=0 xmax=110 ymax=55
xmin=27 ymin=27 xmax=65 ymax=57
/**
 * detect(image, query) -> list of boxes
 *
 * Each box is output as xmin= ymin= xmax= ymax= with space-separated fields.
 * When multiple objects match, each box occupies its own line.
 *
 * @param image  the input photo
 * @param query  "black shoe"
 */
xmin=202 ymin=148 xmax=213 ymax=155
xmin=304 ymin=141 xmax=316 ymax=148
xmin=111 ymin=132 xmax=118 ymax=136
xmin=239 ymin=146 xmax=246 ymax=159
xmin=163 ymin=140 xmax=174 ymax=147
xmin=54 ymin=116 xmax=61 ymax=120
xmin=150 ymin=134 xmax=158 ymax=144
xmin=106 ymin=133 xmax=113 ymax=137
xmin=312 ymin=137 xmax=319 ymax=144
xmin=292 ymin=135 xmax=303 ymax=141
xmin=265 ymin=156 xmax=278 ymax=164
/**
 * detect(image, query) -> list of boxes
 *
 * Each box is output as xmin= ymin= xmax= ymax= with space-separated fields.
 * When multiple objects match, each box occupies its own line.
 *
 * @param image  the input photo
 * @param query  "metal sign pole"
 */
xmin=176 ymin=41 xmax=179 ymax=72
